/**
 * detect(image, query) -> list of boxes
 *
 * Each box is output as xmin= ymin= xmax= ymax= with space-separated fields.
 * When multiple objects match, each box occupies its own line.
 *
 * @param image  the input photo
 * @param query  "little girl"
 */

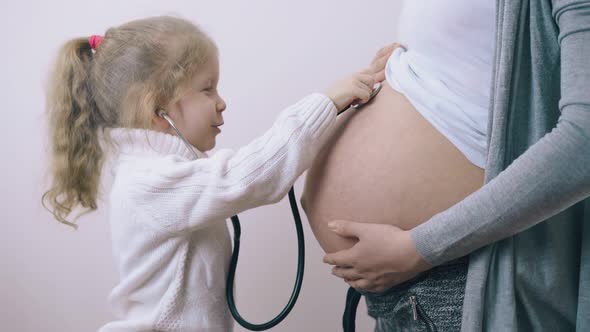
xmin=42 ymin=16 xmax=374 ymax=331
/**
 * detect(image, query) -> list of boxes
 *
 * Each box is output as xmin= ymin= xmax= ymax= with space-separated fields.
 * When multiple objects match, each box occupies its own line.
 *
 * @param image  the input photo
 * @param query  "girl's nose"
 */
xmin=217 ymin=96 xmax=226 ymax=113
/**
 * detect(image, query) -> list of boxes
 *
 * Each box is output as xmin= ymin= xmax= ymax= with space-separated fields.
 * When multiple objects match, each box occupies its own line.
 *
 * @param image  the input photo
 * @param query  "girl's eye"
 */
xmin=204 ymin=87 xmax=218 ymax=96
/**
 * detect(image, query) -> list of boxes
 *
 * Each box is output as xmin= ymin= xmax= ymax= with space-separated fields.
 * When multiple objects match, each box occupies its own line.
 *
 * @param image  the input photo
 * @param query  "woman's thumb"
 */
xmin=327 ymin=220 xmax=361 ymax=238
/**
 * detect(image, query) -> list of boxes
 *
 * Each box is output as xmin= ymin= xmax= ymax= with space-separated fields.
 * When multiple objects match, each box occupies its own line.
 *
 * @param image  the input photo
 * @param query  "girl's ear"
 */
xmin=152 ymin=109 xmax=170 ymax=131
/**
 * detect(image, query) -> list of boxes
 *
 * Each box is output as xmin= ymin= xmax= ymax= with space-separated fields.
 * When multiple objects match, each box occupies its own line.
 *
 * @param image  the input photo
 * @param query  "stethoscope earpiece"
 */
xmin=156 ymin=109 xmax=199 ymax=160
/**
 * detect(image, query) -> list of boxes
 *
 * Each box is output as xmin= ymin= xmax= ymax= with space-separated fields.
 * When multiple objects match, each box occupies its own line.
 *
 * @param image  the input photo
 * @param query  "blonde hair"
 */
xmin=42 ymin=16 xmax=217 ymax=228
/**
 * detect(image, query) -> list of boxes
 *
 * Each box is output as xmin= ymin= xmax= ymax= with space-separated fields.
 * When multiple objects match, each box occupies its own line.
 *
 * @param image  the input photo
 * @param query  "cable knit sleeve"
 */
xmin=125 ymin=93 xmax=337 ymax=236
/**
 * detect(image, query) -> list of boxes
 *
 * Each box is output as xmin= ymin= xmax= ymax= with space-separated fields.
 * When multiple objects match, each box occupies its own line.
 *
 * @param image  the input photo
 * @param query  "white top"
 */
xmin=386 ymin=0 xmax=496 ymax=168
xmin=99 ymin=94 xmax=337 ymax=332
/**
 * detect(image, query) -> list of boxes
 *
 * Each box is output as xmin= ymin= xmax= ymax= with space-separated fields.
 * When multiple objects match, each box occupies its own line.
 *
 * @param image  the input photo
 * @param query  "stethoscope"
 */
xmin=157 ymin=83 xmax=382 ymax=331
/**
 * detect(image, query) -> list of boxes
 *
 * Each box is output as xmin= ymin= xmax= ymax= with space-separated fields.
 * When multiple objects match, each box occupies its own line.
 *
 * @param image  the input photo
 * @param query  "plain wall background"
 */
xmin=0 ymin=1 xmax=403 ymax=331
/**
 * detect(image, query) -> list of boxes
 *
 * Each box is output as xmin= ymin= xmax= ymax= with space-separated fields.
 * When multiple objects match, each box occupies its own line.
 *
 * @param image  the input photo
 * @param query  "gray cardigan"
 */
xmin=410 ymin=0 xmax=590 ymax=330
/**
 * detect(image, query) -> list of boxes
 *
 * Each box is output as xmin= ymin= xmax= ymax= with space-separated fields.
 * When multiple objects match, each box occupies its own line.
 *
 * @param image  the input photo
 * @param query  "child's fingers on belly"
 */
xmin=302 ymin=83 xmax=484 ymax=254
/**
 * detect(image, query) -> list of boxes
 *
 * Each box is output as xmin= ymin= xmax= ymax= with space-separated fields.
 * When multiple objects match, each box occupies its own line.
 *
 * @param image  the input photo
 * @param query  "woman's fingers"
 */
xmin=371 ymin=43 xmax=400 ymax=63
xmin=370 ymin=43 xmax=405 ymax=82
xmin=327 ymin=220 xmax=367 ymax=239
xmin=345 ymin=277 xmax=389 ymax=293
xmin=323 ymin=247 xmax=357 ymax=267
xmin=370 ymin=55 xmax=389 ymax=74
xmin=332 ymin=266 xmax=362 ymax=281
xmin=347 ymin=279 xmax=372 ymax=291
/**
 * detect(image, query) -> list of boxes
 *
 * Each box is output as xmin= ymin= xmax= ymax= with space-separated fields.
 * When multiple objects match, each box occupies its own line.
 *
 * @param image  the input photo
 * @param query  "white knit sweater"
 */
xmin=99 ymin=93 xmax=337 ymax=332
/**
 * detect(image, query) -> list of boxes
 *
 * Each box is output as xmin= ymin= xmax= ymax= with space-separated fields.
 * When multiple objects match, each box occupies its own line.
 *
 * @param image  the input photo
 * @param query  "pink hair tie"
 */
xmin=89 ymin=35 xmax=104 ymax=50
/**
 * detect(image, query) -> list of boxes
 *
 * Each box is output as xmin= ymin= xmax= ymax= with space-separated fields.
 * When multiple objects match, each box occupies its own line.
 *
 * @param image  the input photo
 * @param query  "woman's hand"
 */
xmin=324 ymin=72 xmax=375 ymax=111
xmin=369 ymin=43 xmax=405 ymax=82
xmin=324 ymin=43 xmax=403 ymax=111
xmin=322 ymin=220 xmax=432 ymax=293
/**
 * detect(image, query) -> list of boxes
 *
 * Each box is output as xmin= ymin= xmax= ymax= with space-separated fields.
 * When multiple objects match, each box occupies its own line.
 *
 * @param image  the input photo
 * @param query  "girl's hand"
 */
xmin=322 ymin=220 xmax=432 ymax=293
xmin=324 ymin=72 xmax=375 ymax=111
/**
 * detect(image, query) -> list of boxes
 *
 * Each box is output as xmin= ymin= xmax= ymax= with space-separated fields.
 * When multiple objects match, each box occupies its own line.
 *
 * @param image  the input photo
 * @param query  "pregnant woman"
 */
xmin=303 ymin=1 xmax=493 ymax=330
xmin=302 ymin=0 xmax=590 ymax=331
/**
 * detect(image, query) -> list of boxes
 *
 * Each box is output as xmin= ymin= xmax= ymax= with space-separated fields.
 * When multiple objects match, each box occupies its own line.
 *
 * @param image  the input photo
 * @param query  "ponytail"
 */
xmin=42 ymin=38 xmax=106 ymax=229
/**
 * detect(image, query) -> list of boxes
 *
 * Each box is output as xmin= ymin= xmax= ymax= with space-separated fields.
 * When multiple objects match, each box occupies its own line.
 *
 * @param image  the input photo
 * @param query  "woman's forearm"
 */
xmin=411 ymin=106 xmax=590 ymax=265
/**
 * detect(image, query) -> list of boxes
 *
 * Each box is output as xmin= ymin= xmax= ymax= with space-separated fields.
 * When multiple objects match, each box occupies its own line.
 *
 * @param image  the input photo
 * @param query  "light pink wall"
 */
xmin=0 ymin=0 xmax=403 ymax=330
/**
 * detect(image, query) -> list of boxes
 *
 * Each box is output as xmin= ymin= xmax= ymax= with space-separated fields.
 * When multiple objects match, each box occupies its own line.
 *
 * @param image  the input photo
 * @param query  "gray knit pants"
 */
xmin=360 ymin=256 xmax=468 ymax=332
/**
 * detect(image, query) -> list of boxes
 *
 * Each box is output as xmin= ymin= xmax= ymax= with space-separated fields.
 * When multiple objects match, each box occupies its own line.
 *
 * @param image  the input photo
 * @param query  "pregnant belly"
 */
xmin=301 ymin=82 xmax=484 ymax=254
